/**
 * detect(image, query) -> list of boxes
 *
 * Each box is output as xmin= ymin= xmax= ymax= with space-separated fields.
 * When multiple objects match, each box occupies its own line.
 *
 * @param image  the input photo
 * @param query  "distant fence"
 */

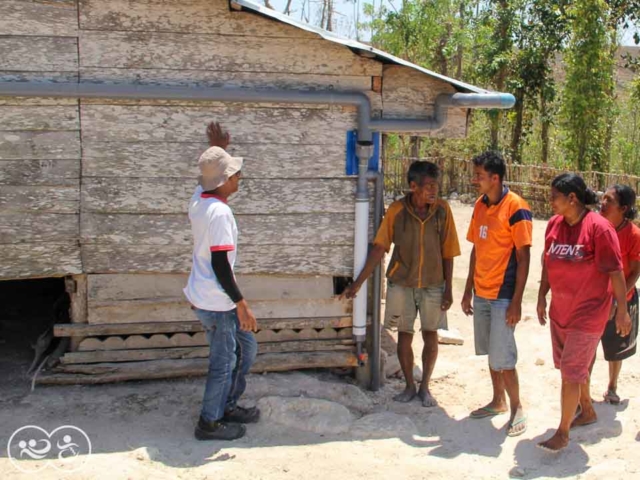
xmin=384 ymin=156 xmax=640 ymax=219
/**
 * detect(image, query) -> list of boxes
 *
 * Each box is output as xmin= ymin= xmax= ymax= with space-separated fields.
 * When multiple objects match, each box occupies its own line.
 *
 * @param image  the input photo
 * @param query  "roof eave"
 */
xmin=230 ymin=0 xmax=488 ymax=94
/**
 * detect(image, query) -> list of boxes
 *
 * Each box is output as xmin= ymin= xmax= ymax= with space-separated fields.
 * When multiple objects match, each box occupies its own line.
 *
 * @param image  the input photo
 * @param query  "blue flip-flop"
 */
xmin=507 ymin=416 xmax=527 ymax=437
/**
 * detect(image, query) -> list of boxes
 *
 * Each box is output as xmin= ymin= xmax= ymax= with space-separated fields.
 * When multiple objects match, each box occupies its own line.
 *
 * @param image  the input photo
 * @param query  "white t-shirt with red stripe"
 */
xmin=184 ymin=186 xmax=238 ymax=312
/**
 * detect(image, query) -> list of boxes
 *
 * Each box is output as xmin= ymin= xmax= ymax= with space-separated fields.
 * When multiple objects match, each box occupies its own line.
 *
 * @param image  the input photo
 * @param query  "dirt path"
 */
xmin=1 ymin=201 xmax=639 ymax=480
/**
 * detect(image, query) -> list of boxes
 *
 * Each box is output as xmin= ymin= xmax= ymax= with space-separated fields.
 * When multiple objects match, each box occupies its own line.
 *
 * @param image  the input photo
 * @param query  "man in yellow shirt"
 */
xmin=342 ymin=161 xmax=460 ymax=407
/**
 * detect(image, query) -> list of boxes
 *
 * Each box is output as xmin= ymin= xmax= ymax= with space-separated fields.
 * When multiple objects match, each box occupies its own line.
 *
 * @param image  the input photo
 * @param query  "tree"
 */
xmin=560 ymin=0 xmax=616 ymax=171
xmin=508 ymin=0 xmax=570 ymax=163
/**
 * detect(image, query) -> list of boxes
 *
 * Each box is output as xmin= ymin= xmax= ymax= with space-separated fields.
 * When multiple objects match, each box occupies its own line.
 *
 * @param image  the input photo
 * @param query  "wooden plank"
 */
xmin=81 ymin=213 xmax=354 ymax=246
xmin=255 ymin=327 xmax=352 ymax=342
xmin=81 ymin=178 xmax=355 ymax=214
xmin=54 ymin=316 xmax=354 ymax=337
xmin=38 ymin=351 xmax=358 ymax=383
xmin=80 ymin=104 xmax=355 ymax=144
xmin=50 ymin=351 xmax=358 ymax=376
xmin=381 ymin=65 xmax=468 ymax=138
xmin=0 ymin=160 xmax=79 ymax=186
xmin=86 ymin=273 xmax=335 ymax=302
xmin=0 ymin=0 xmax=78 ymax=37
xmin=63 ymin=347 xmax=210 ymax=364
xmin=0 ymin=213 xmax=78 ymax=244
xmin=0 ymin=106 xmax=79 ymax=131
xmin=0 ymin=97 xmax=78 ymax=107
xmin=77 ymin=331 xmax=352 ymax=351
xmin=79 ymin=0 xmax=316 ymax=38
xmin=79 ymin=31 xmax=381 ymax=76
xmin=82 ymin=244 xmax=353 ymax=275
xmin=0 ymin=131 xmax=81 ymax=160
xmin=66 ymin=274 xmax=88 ymax=351
xmin=259 ymin=340 xmax=354 ymax=354
xmin=72 ymin=332 xmax=207 ymax=351
xmin=0 ymin=243 xmax=81 ymax=279
xmin=82 ymin=141 xmax=349 ymax=178
xmin=0 ymin=69 xmax=78 ymax=86
xmin=0 ymin=36 xmax=78 ymax=72
xmin=61 ymin=341 xmax=354 ymax=364
xmin=0 ymin=185 xmax=79 ymax=213
xmin=86 ymin=298 xmax=351 ymax=324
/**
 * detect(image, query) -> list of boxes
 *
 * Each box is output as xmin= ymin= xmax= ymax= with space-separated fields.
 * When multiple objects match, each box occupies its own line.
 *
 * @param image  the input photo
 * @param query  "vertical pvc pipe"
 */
xmin=370 ymin=172 xmax=384 ymax=391
xmin=352 ymin=199 xmax=369 ymax=342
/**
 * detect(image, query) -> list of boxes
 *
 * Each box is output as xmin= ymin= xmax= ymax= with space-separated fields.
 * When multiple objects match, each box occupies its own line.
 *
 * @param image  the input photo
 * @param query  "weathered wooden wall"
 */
xmin=0 ymin=0 xmax=473 ymax=380
xmin=0 ymin=0 xmax=469 ymax=283
xmin=0 ymin=0 xmax=81 ymax=279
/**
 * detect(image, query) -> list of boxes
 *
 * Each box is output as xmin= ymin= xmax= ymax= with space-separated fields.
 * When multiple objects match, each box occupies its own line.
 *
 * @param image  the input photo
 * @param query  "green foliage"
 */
xmin=560 ymin=0 xmax=615 ymax=171
xmin=357 ymin=0 xmax=638 ymax=175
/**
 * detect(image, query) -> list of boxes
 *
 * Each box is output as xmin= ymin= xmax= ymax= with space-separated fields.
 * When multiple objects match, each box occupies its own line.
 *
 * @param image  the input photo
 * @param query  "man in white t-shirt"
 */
xmin=184 ymin=131 xmax=259 ymax=441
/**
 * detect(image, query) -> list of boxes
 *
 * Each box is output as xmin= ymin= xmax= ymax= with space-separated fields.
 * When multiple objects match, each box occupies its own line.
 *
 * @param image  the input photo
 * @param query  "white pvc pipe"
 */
xmin=352 ymin=200 xmax=369 ymax=341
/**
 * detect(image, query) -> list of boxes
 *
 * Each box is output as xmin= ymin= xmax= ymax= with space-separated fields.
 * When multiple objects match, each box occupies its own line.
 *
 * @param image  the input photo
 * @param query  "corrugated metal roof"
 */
xmin=230 ymin=0 xmax=487 ymax=94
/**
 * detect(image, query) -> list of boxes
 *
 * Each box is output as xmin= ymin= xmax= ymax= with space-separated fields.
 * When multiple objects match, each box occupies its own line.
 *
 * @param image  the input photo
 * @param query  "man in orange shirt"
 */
xmin=461 ymin=151 xmax=532 ymax=437
xmin=342 ymin=161 xmax=460 ymax=407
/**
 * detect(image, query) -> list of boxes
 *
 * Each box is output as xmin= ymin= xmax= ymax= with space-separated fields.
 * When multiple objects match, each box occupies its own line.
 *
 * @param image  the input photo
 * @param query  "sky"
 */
xmin=267 ymin=0 xmax=639 ymax=46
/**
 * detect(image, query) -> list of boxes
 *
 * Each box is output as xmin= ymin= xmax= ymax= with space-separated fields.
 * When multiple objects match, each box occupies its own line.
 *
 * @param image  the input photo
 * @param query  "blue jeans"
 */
xmin=193 ymin=308 xmax=258 ymax=422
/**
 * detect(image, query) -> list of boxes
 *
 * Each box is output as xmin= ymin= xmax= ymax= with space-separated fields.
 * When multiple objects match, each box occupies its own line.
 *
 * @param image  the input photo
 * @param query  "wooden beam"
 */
xmin=79 ymin=0 xmax=316 ymax=38
xmin=0 ymin=36 xmax=78 ymax=72
xmin=86 ymin=274 xmax=336 ymax=303
xmin=53 ymin=316 xmax=357 ymax=337
xmin=75 ymin=326 xmax=352 ymax=351
xmin=0 ymin=0 xmax=78 ymax=37
xmin=0 ymin=213 xmax=78 ymax=244
xmin=82 ymin=244 xmax=353 ymax=276
xmin=79 ymin=104 xmax=356 ymax=144
xmin=0 ymin=105 xmax=79 ymax=131
xmin=82 ymin=177 xmax=356 ymax=215
xmin=82 ymin=140 xmax=349 ymax=179
xmin=60 ymin=340 xmax=354 ymax=364
xmin=86 ymin=297 xmax=350 ymax=324
xmin=81 ymin=212 xmax=354 ymax=246
xmin=0 ymin=243 xmax=81 ymax=280
xmin=0 ymin=185 xmax=79 ymax=214
xmin=79 ymin=31 xmax=380 ymax=76
xmin=38 ymin=352 xmax=359 ymax=384
xmin=0 ymin=159 xmax=79 ymax=187
xmin=67 ymin=275 xmax=88 ymax=352
xmin=0 ymin=131 xmax=80 ymax=160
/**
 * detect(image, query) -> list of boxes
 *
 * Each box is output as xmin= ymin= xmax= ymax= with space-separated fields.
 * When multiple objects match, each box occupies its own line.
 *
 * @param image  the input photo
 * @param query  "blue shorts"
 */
xmin=473 ymin=296 xmax=518 ymax=371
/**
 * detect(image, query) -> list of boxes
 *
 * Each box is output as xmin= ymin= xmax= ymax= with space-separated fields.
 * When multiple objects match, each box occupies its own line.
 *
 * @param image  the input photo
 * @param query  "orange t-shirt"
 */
xmin=617 ymin=221 xmax=640 ymax=300
xmin=466 ymin=188 xmax=533 ymax=300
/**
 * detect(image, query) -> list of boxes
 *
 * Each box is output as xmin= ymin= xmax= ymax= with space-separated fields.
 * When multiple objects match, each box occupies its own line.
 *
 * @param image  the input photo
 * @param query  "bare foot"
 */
xmin=571 ymin=408 xmax=597 ymax=428
xmin=470 ymin=401 xmax=508 ymax=418
xmin=393 ymin=385 xmax=416 ymax=403
xmin=417 ymin=389 xmax=437 ymax=407
xmin=537 ymin=431 xmax=569 ymax=452
xmin=603 ymin=389 xmax=620 ymax=405
xmin=507 ymin=406 xmax=527 ymax=437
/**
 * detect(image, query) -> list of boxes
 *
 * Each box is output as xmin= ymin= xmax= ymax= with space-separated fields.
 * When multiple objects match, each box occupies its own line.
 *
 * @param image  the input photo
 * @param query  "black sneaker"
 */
xmin=223 ymin=406 xmax=261 ymax=424
xmin=194 ymin=416 xmax=246 ymax=441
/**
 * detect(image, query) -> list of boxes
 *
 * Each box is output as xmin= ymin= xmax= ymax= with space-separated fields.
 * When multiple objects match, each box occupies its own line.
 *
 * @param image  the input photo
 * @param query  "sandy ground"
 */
xmin=1 ymin=201 xmax=639 ymax=480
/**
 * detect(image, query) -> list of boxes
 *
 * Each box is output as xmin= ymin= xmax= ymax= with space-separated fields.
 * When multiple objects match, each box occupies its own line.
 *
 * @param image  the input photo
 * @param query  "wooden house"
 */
xmin=0 ymin=0 xmax=513 ymax=386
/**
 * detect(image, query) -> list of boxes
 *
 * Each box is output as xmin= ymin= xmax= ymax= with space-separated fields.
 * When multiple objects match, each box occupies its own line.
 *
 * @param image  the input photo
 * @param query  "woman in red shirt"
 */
xmin=536 ymin=174 xmax=631 ymax=452
xmin=597 ymin=185 xmax=640 ymax=404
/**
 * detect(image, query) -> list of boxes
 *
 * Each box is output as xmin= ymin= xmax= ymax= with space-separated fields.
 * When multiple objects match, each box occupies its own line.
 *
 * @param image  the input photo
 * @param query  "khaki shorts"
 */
xmin=384 ymin=282 xmax=444 ymax=333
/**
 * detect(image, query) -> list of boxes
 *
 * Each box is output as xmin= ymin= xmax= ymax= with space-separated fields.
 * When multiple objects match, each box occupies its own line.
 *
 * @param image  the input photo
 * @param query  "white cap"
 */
xmin=197 ymin=146 xmax=243 ymax=191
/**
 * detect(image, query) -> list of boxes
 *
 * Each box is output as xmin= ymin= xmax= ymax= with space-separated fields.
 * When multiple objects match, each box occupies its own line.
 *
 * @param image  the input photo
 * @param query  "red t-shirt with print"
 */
xmin=617 ymin=221 xmax=640 ymax=301
xmin=544 ymin=211 xmax=623 ymax=334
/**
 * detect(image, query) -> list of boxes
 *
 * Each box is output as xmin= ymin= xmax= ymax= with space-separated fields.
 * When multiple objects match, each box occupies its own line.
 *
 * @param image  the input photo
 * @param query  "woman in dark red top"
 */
xmin=597 ymin=185 xmax=640 ymax=404
xmin=536 ymin=173 xmax=631 ymax=453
